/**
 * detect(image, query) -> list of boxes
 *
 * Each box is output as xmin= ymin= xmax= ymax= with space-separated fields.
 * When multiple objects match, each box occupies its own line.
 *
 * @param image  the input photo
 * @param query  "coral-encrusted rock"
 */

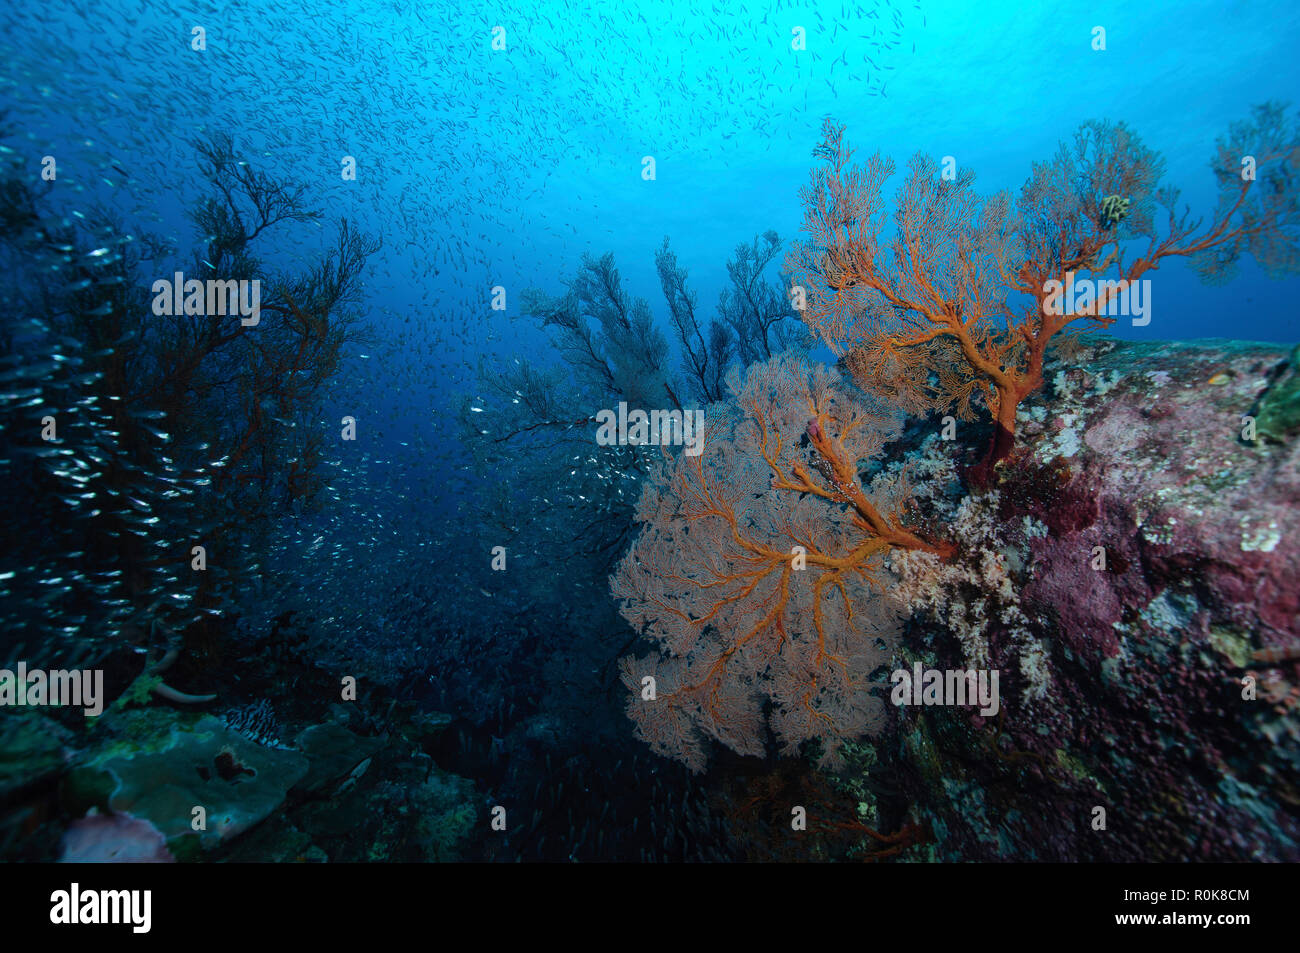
xmin=63 ymin=709 xmax=308 ymax=857
xmin=885 ymin=338 xmax=1300 ymax=862
xmin=1016 ymin=339 xmax=1298 ymax=660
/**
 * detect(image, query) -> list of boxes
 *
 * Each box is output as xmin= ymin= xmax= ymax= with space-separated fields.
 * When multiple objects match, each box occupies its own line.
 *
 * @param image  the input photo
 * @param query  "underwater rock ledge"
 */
xmin=876 ymin=335 xmax=1300 ymax=862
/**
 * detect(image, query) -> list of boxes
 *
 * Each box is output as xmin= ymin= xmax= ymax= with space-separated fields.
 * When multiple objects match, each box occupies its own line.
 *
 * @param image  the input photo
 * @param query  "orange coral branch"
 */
xmin=613 ymin=355 xmax=949 ymax=772
xmin=788 ymin=114 xmax=1300 ymax=479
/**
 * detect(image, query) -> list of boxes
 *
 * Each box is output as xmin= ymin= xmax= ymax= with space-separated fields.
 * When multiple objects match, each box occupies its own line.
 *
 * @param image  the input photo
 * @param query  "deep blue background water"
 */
xmin=3 ymin=0 xmax=1298 ymax=512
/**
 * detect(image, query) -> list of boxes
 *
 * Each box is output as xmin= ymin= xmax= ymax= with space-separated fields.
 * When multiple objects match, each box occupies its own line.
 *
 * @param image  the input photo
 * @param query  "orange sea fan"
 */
xmin=611 ymin=354 xmax=947 ymax=772
xmin=787 ymin=110 xmax=1300 ymax=478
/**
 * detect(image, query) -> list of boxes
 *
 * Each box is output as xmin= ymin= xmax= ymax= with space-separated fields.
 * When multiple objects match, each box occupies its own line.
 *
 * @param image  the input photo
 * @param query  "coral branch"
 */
xmin=612 ymin=354 xmax=945 ymax=772
xmin=787 ymin=110 xmax=1300 ymax=476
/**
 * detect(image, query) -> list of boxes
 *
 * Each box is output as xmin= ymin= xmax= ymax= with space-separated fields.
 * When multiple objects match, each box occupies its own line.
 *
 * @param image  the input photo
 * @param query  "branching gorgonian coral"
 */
xmin=611 ymin=354 xmax=950 ymax=772
xmin=786 ymin=108 xmax=1300 ymax=477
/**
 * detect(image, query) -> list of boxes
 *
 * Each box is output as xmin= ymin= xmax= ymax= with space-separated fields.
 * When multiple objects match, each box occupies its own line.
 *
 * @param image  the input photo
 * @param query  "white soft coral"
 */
xmin=880 ymin=436 xmax=1051 ymax=703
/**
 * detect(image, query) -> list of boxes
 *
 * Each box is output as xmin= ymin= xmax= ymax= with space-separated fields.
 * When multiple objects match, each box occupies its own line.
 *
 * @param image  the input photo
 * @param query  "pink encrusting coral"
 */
xmin=59 ymin=809 xmax=176 ymax=863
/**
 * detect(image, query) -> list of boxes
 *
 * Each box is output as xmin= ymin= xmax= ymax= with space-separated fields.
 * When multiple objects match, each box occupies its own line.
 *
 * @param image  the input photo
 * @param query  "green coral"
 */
xmin=1098 ymin=194 xmax=1131 ymax=230
xmin=1251 ymin=344 xmax=1300 ymax=443
xmin=100 ymin=673 xmax=163 ymax=717
xmin=0 ymin=710 xmax=71 ymax=799
xmin=411 ymin=768 xmax=478 ymax=862
xmin=1207 ymin=626 xmax=1254 ymax=668
xmin=1054 ymin=748 xmax=1099 ymax=787
xmin=63 ymin=709 xmax=308 ymax=852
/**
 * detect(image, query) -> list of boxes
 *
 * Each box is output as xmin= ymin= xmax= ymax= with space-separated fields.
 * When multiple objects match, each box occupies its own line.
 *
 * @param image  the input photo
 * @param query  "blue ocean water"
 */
xmin=2 ymin=0 xmax=1299 ymax=866
xmin=5 ymin=2 xmax=1297 ymax=422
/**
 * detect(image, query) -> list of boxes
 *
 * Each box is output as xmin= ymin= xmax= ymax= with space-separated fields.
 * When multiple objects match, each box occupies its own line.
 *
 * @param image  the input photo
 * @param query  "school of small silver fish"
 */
xmin=1 ymin=0 xmax=920 ymax=673
xmin=0 ymin=0 xmax=921 ymax=861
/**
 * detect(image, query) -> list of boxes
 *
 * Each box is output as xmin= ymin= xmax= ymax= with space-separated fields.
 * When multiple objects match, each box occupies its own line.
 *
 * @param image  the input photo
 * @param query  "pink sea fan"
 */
xmin=59 ymin=810 xmax=175 ymax=863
